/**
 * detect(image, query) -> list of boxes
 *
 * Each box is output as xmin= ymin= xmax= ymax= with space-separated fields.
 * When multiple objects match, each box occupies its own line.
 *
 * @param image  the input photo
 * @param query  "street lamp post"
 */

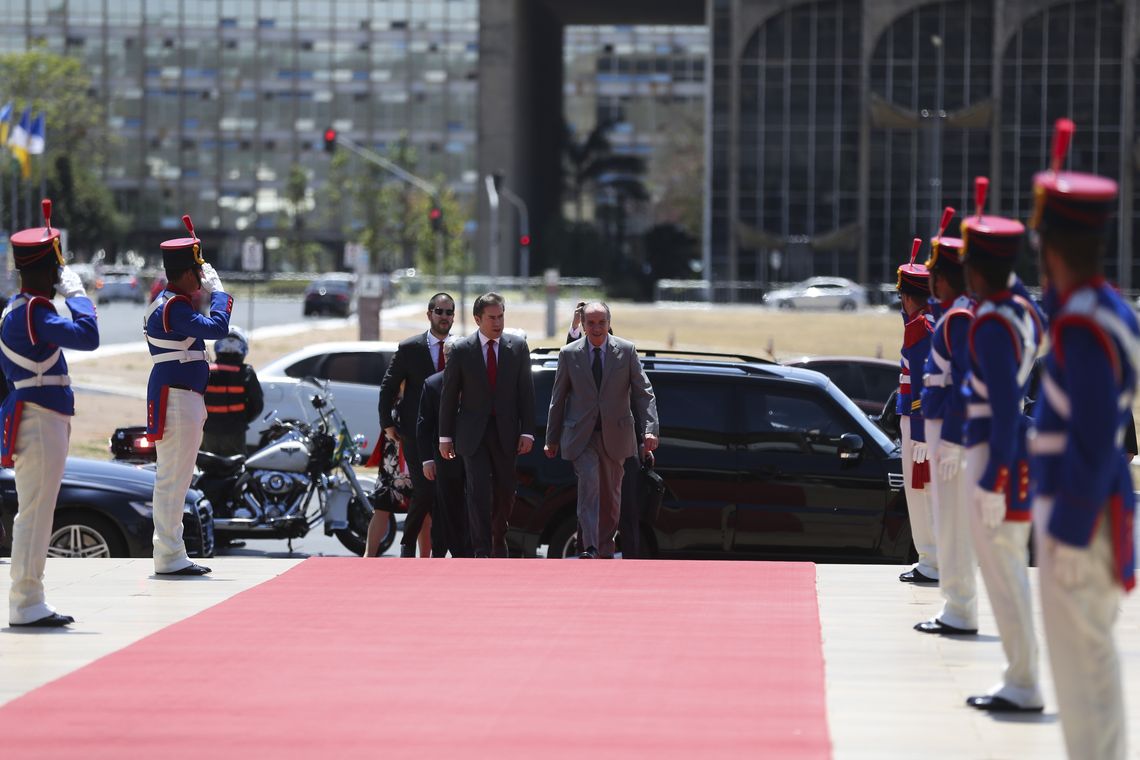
xmin=498 ymin=185 xmax=530 ymax=282
xmin=485 ymin=174 xmax=501 ymax=291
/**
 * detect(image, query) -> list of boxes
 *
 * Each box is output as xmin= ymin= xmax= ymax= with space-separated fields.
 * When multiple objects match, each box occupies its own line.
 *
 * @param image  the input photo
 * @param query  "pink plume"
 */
xmin=182 ymin=214 xmax=195 ymax=236
xmin=1051 ymin=118 xmax=1075 ymax=173
xmin=41 ymin=199 xmax=52 ymax=230
xmin=975 ymin=176 xmax=989 ymax=219
xmin=909 ymin=238 xmax=921 ymax=266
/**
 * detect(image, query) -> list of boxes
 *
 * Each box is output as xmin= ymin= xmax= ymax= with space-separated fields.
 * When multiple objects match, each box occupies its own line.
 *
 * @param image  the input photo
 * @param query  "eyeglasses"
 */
xmin=432 ymin=308 xmax=455 ymax=316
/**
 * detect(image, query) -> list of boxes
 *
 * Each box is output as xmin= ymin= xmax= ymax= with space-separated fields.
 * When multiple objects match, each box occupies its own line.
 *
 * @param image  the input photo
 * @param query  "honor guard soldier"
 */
xmin=895 ymin=237 xmax=938 ymax=584
xmin=1029 ymin=119 xmax=1137 ymax=758
xmin=3 ymin=200 xmax=99 ymax=627
xmin=145 ymin=215 xmax=231 ymax=576
xmin=960 ymin=176 xmax=1045 ymax=713
xmin=916 ymin=207 xmax=980 ymax=636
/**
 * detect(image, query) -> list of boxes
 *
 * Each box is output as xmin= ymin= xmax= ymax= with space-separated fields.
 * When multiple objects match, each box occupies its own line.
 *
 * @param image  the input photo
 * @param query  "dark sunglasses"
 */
xmin=432 ymin=308 xmax=455 ymax=316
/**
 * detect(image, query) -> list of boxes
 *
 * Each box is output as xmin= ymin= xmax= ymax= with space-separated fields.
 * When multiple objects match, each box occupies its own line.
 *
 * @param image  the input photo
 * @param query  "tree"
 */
xmin=317 ymin=136 xmax=469 ymax=276
xmin=648 ymin=101 xmax=704 ymax=239
xmin=0 ymin=48 xmax=128 ymax=256
xmin=278 ymin=163 xmax=329 ymax=271
xmin=562 ymin=121 xmax=647 ymax=228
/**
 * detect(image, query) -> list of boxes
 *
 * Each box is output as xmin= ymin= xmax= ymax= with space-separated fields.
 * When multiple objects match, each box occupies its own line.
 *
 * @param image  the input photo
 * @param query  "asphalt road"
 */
xmin=217 ymin=519 xmax=401 ymax=559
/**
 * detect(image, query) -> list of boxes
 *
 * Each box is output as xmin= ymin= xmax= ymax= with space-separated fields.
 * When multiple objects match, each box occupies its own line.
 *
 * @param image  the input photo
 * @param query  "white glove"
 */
xmin=56 ymin=266 xmax=86 ymax=299
xmin=200 ymin=262 xmax=223 ymax=294
xmin=1047 ymin=536 xmax=1089 ymax=589
xmin=973 ymin=486 xmax=1006 ymax=530
xmin=938 ymin=442 xmax=963 ymax=481
xmin=912 ymin=441 xmax=928 ymax=465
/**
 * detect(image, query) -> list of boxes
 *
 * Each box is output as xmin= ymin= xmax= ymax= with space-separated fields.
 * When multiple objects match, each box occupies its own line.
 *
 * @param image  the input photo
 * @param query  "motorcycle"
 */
xmin=110 ymin=377 xmax=396 ymax=556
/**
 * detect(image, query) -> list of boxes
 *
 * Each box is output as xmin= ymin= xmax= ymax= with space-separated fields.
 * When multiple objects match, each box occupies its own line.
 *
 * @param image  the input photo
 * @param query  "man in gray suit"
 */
xmin=545 ymin=302 xmax=659 ymax=559
xmin=439 ymin=292 xmax=536 ymax=557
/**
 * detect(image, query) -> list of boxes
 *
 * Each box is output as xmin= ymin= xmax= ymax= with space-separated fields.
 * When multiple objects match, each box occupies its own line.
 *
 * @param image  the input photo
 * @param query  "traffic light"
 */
xmin=429 ymin=206 xmax=443 ymax=232
xmin=519 ymin=234 xmax=531 ymax=247
xmin=323 ymin=127 xmax=337 ymax=154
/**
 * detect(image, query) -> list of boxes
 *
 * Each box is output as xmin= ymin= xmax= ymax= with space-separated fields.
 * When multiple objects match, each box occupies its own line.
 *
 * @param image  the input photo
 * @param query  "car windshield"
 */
xmin=309 ymin=280 xmax=352 ymax=293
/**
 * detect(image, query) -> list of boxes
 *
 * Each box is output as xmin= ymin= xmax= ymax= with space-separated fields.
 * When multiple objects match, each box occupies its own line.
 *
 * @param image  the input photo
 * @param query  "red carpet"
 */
xmin=0 ymin=559 xmax=830 ymax=758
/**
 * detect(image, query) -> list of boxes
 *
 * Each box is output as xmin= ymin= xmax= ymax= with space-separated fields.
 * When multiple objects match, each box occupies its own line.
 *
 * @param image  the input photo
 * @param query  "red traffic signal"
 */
xmin=519 ymin=234 xmax=531 ymax=247
xmin=323 ymin=127 xmax=337 ymax=153
xmin=429 ymin=206 xmax=443 ymax=232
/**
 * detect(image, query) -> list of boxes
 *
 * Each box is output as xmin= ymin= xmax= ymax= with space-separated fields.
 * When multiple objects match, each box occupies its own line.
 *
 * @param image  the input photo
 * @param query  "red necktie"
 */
xmin=437 ymin=341 xmax=445 ymax=372
xmin=486 ymin=339 xmax=497 ymax=391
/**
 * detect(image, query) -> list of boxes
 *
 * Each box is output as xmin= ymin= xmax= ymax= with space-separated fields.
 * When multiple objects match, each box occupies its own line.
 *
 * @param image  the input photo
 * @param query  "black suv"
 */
xmin=509 ymin=350 xmax=913 ymax=562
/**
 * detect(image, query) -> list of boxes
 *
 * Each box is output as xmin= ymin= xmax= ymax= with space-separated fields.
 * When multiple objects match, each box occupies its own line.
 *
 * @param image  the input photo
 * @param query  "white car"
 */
xmin=764 ymin=277 xmax=867 ymax=311
xmin=251 ymin=341 xmax=398 ymax=457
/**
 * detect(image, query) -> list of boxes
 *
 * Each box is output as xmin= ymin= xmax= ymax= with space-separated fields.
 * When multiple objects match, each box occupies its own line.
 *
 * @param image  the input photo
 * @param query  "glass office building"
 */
xmin=563 ymin=24 xmax=706 ymax=235
xmin=0 ymin=0 xmax=478 ymax=258
xmin=711 ymin=0 xmax=1139 ymax=291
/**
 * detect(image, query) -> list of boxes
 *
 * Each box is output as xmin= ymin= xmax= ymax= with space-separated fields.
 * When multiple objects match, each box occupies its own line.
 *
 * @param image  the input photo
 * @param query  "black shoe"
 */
xmin=399 ymin=544 xmax=416 ymax=558
xmin=914 ymin=618 xmax=978 ymax=636
xmin=10 ymin=612 xmax=75 ymax=627
xmin=899 ymin=568 xmax=938 ymax=584
xmin=156 ymin=563 xmax=212 ymax=576
xmin=966 ymin=695 xmax=1044 ymax=713
xmin=473 ymin=551 xmax=490 ymax=558
xmin=578 ymin=546 xmax=599 ymax=559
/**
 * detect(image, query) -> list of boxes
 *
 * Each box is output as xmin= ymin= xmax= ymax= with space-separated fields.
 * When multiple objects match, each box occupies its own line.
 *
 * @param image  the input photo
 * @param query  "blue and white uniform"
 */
xmin=1032 ymin=278 xmax=1137 ymax=757
xmin=964 ymin=286 xmax=1044 ymax=708
xmin=898 ymin=305 xmax=937 ymax=579
xmin=2 ymin=290 xmax=99 ymax=624
xmin=145 ymin=285 xmax=231 ymax=573
xmin=920 ymin=293 xmax=977 ymax=630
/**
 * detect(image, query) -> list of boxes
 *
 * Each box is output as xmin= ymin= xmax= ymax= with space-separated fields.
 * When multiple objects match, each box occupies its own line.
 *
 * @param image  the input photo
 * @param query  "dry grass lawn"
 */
xmin=67 ymin=302 xmax=907 ymax=459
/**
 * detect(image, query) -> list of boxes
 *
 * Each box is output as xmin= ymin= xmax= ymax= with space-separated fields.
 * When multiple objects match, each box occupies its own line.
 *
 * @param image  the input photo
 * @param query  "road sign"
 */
xmin=359 ymin=273 xmax=383 ymax=298
xmin=242 ymin=238 xmax=264 ymax=271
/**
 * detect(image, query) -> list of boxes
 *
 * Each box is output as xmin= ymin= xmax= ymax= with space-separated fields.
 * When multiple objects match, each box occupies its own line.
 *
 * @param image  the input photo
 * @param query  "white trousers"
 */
xmin=900 ymin=416 xmax=938 ymax=578
xmin=929 ymin=424 xmax=977 ymax=630
xmin=966 ymin=443 xmax=1042 ymax=708
xmin=152 ymin=389 xmax=206 ymax=573
xmin=1036 ymin=498 xmax=1126 ymax=760
xmin=9 ymin=403 xmax=70 ymax=625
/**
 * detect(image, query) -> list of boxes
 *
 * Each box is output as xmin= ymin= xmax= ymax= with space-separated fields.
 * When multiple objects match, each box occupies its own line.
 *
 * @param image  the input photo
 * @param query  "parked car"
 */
xmin=764 ymin=277 xmax=867 ymax=311
xmin=94 ymin=267 xmax=147 ymax=304
xmin=510 ymin=350 xmax=912 ymax=562
xmin=784 ymin=356 xmax=899 ymax=416
xmin=303 ymin=274 xmax=356 ymax=317
xmin=0 ymin=457 xmax=214 ymax=559
xmin=252 ymin=341 xmax=398 ymax=455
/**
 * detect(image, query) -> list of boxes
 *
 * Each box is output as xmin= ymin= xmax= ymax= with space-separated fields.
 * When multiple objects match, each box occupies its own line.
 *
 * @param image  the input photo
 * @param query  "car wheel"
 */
xmin=48 ymin=510 xmax=127 ymax=558
xmin=840 ymin=300 xmax=857 ymax=311
xmin=778 ymin=300 xmax=794 ymax=310
xmin=545 ymin=515 xmax=579 ymax=559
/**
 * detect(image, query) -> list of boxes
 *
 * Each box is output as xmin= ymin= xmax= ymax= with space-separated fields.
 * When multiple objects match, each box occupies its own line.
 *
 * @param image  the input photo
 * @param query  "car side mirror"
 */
xmin=876 ymin=389 xmax=901 ymax=440
xmin=838 ymin=433 xmax=864 ymax=461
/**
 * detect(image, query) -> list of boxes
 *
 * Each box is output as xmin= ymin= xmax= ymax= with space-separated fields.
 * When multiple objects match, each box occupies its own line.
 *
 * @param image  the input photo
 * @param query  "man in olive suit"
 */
xmin=545 ymin=302 xmax=659 ymax=559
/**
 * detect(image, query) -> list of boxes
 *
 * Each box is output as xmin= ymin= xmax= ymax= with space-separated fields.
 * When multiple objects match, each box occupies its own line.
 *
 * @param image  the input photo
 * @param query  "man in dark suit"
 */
xmin=417 ymin=337 xmax=469 ymax=557
xmin=378 ymin=292 xmax=455 ymax=557
xmin=439 ymin=292 xmax=536 ymax=558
